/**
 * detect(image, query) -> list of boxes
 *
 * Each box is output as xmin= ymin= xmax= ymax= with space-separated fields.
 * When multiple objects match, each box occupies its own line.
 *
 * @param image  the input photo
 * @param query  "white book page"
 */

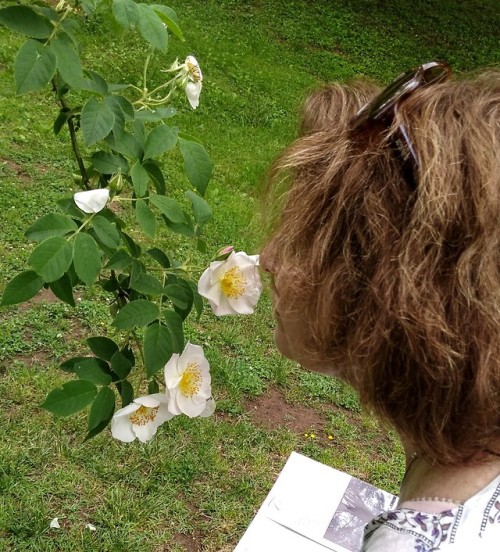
xmin=235 ymin=452 xmax=398 ymax=552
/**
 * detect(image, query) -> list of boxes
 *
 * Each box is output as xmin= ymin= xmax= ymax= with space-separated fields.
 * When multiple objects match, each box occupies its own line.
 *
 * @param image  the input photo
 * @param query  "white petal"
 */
xmin=185 ymin=81 xmax=202 ymax=109
xmin=50 ymin=518 xmax=60 ymax=529
xmin=198 ymin=267 xmax=223 ymax=304
xmin=86 ymin=524 xmax=97 ymax=531
xmin=176 ymin=392 xmax=209 ymax=418
xmin=208 ymin=296 xmax=237 ymax=316
xmin=179 ymin=342 xmax=205 ymax=364
xmin=114 ymin=402 xmax=140 ymax=418
xmin=164 ymin=353 xmax=181 ymax=388
xmin=74 ymin=188 xmax=110 ymax=213
xmin=227 ymin=294 xmax=257 ymax=314
xmin=134 ymin=394 xmax=161 ymax=408
xmin=199 ymin=398 xmax=216 ymax=418
xmin=111 ymin=413 xmax=136 ymax=442
xmin=132 ymin=419 xmax=160 ymax=443
xmin=167 ymin=391 xmax=183 ymax=416
xmin=155 ymin=400 xmax=176 ymax=424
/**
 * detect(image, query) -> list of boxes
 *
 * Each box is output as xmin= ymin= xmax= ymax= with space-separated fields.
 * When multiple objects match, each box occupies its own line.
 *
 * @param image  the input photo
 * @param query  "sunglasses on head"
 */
xmin=351 ymin=61 xmax=452 ymax=190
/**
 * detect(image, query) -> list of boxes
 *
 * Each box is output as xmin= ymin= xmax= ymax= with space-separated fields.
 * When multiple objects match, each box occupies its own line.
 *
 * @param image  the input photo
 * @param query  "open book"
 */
xmin=235 ymin=452 xmax=397 ymax=552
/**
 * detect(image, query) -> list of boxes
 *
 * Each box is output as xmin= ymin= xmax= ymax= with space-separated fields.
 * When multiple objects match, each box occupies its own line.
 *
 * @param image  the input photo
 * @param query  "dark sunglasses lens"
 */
xmin=366 ymin=69 xmax=418 ymax=117
xmin=422 ymin=64 xmax=450 ymax=84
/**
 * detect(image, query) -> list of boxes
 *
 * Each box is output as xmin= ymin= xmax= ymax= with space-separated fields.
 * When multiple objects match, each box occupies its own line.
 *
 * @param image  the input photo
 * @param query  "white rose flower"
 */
xmin=164 ymin=343 xmax=211 ymax=418
xmin=111 ymin=393 xmax=173 ymax=443
xmin=73 ymin=188 xmax=110 ymax=213
xmin=184 ymin=55 xmax=202 ymax=109
xmin=198 ymin=251 xmax=262 ymax=316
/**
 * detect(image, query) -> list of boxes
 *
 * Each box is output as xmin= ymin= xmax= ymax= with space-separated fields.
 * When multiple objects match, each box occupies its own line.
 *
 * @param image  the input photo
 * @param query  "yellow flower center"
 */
xmin=186 ymin=60 xmax=201 ymax=82
xmin=130 ymin=405 xmax=159 ymax=426
xmin=220 ymin=267 xmax=246 ymax=299
xmin=179 ymin=363 xmax=202 ymax=397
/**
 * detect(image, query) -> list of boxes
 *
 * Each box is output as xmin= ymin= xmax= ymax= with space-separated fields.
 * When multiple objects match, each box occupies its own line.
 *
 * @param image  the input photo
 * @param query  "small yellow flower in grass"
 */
xmin=74 ymin=188 xmax=110 ymax=214
xmin=164 ymin=343 xmax=212 ymax=418
xmin=310 ymin=433 xmax=316 ymax=439
xmin=111 ymin=393 xmax=174 ymax=443
xmin=198 ymin=251 xmax=263 ymax=316
xmin=328 ymin=435 xmax=333 ymax=440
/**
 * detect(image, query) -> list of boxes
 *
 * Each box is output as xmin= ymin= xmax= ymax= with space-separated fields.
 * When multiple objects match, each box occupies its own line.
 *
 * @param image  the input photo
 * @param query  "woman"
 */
xmin=260 ymin=63 xmax=500 ymax=550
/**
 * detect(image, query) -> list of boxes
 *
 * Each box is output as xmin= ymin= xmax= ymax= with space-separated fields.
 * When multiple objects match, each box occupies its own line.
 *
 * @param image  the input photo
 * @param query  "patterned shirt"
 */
xmin=362 ymin=475 xmax=500 ymax=551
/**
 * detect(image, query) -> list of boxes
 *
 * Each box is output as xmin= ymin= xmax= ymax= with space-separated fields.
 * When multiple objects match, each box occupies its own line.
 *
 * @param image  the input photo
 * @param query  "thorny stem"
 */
xmin=52 ymin=79 xmax=90 ymax=189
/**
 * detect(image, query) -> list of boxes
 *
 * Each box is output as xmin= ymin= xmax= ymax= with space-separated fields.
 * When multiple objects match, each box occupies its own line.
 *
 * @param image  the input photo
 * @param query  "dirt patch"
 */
xmin=244 ymin=386 xmax=326 ymax=434
xmin=169 ymin=531 xmax=202 ymax=552
xmin=17 ymin=287 xmax=60 ymax=313
xmin=0 ymin=157 xmax=30 ymax=179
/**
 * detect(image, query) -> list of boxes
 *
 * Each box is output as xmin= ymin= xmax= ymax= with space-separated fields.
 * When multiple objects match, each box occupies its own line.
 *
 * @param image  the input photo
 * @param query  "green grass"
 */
xmin=1 ymin=0 xmax=499 ymax=550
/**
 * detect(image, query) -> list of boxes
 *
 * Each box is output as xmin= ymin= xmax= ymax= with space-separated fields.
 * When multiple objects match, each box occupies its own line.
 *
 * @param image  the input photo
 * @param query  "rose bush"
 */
xmin=0 ymin=0 xmax=263 ymax=443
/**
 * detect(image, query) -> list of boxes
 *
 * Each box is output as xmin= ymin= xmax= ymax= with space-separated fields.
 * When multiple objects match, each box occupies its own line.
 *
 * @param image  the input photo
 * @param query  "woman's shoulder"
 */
xmin=362 ymin=474 xmax=500 ymax=551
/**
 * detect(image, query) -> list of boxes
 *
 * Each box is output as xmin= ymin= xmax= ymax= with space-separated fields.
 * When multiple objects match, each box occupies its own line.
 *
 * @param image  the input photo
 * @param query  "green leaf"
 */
xmin=178 ymin=138 xmax=212 ymax=196
xmin=91 ymin=151 xmax=128 ymax=174
xmin=81 ymin=97 xmax=115 ymax=146
xmin=0 ymin=6 xmax=52 ymax=38
xmin=108 ymin=130 xmax=143 ymax=159
xmin=137 ymin=3 xmax=168 ymax=51
xmin=112 ymin=0 xmax=140 ymax=28
xmin=167 ymin=279 xmax=194 ymax=319
xmin=134 ymin=107 xmax=176 ymax=122
xmin=164 ymin=284 xmax=190 ymax=310
xmin=152 ymin=5 xmax=184 ymax=41
xmin=130 ymin=273 xmax=163 ymax=295
xmin=74 ymin=358 xmax=112 ymax=385
xmin=80 ymin=69 xmax=108 ymax=96
xmin=164 ymin=216 xmax=194 ymax=238
xmin=150 ymin=195 xmax=186 ymax=224
xmin=143 ymin=161 xmax=165 ymax=194
xmin=29 ymin=236 xmax=73 ymax=282
xmin=15 ymin=39 xmax=57 ymax=94
xmin=147 ymin=248 xmax=170 ymax=268
xmin=163 ymin=309 xmax=184 ymax=352
xmin=189 ymin=280 xmax=204 ymax=319
xmin=144 ymin=321 xmax=174 ymax=377
xmin=41 ymin=380 xmax=97 ymax=417
xmin=116 ymin=380 xmax=133 ymax=407
xmin=1 ymin=270 xmax=44 ymax=306
xmin=112 ymin=299 xmax=159 ymax=330
xmin=121 ymin=232 xmax=142 ymax=258
xmin=131 ymin=161 xmax=149 ymax=197
xmin=87 ymin=337 xmax=119 ymax=361
xmin=185 ymin=190 xmax=212 ymax=226
xmin=135 ymin=199 xmax=156 ymax=238
xmin=25 ymin=213 xmax=77 ymax=242
xmin=60 ymin=356 xmax=89 ymax=373
xmin=104 ymin=249 xmax=132 ymax=270
xmin=53 ymin=107 xmax=73 ymax=135
xmin=144 ymin=125 xmax=178 ymax=160
xmin=148 ymin=379 xmax=160 ymax=394
xmin=49 ymin=273 xmax=75 ymax=307
xmin=51 ymin=35 xmax=84 ymax=88
xmin=73 ymin=233 xmax=101 ymax=285
xmin=85 ymin=386 xmax=115 ymax=441
xmin=110 ymin=350 xmax=132 ymax=379
xmin=91 ymin=215 xmax=121 ymax=249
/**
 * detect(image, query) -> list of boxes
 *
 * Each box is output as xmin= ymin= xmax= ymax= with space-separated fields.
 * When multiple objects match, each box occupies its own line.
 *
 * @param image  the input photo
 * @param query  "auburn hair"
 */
xmin=262 ymin=71 xmax=500 ymax=465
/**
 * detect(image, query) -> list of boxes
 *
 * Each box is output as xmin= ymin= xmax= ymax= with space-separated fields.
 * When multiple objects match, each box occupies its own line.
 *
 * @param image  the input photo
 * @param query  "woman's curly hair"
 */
xmin=262 ymin=71 xmax=500 ymax=465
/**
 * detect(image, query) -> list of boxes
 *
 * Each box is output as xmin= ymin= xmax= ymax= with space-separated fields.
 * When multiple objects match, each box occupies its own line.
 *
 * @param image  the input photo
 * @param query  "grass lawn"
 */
xmin=0 ymin=1 xmax=499 ymax=550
